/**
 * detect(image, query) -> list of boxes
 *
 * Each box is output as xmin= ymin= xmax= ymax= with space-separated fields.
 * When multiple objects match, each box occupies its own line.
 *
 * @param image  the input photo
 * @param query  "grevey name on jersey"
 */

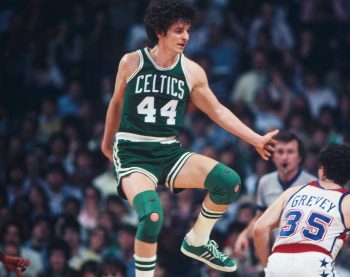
xmin=290 ymin=194 xmax=336 ymax=213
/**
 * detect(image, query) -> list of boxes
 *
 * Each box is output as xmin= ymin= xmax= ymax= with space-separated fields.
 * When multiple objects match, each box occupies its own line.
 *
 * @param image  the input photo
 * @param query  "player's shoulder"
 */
xmin=182 ymin=55 xmax=206 ymax=78
xmin=282 ymin=185 xmax=304 ymax=202
xmin=119 ymin=50 xmax=141 ymax=68
xmin=117 ymin=50 xmax=142 ymax=79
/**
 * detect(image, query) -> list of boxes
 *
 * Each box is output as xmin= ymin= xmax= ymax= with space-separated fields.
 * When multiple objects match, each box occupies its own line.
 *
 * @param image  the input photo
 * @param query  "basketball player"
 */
xmin=235 ymin=131 xmax=316 ymax=259
xmin=253 ymin=144 xmax=350 ymax=277
xmin=101 ymin=0 xmax=278 ymax=275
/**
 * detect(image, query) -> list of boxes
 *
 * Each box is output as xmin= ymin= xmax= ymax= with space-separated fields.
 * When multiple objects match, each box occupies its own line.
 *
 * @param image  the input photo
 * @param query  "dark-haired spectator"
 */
xmin=248 ymin=2 xmax=294 ymax=51
xmin=44 ymin=163 xmax=82 ymax=215
xmin=62 ymin=196 xmax=81 ymax=218
xmin=27 ymin=185 xmax=51 ymax=219
xmin=5 ymin=164 xmax=26 ymax=206
xmin=80 ymin=260 xmax=99 ymax=277
xmin=301 ymin=70 xmax=338 ymax=118
xmin=47 ymin=132 xmax=70 ymax=167
xmin=114 ymin=224 xmax=137 ymax=277
xmin=78 ymin=186 xmax=101 ymax=233
xmin=37 ymin=97 xmax=62 ymax=143
xmin=98 ymin=257 xmax=127 ymax=277
xmin=59 ymin=216 xmax=86 ymax=271
xmin=58 ymin=79 xmax=83 ymax=118
xmin=105 ymin=195 xmax=136 ymax=229
xmin=70 ymin=148 xmax=96 ymax=188
xmin=76 ymin=226 xmax=110 ymax=269
xmin=24 ymin=215 xmax=53 ymax=266
xmin=1 ymin=220 xmax=43 ymax=276
xmin=23 ymin=152 xmax=47 ymax=190
xmin=38 ymin=238 xmax=78 ymax=277
xmin=230 ymin=49 xmax=269 ymax=109
xmin=0 ymin=242 xmax=31 ymax=276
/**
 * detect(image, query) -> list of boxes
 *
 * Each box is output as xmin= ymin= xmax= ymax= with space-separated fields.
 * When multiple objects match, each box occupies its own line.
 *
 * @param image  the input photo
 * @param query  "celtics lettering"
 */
xmin=135 ymin=74 xmax=185 ymax=99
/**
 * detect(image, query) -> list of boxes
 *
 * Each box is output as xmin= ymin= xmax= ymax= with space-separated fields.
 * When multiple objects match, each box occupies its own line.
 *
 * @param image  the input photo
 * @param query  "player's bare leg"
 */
xmin=174 ymin=154 xmax=240 ymax=272
xmin=122 ymin=173 xmax=163 ymax=276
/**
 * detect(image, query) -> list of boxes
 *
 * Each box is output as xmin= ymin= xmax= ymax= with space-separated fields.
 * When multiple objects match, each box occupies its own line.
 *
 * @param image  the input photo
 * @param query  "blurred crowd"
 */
xmin=1 ymin=0 xmax=350 ymax=276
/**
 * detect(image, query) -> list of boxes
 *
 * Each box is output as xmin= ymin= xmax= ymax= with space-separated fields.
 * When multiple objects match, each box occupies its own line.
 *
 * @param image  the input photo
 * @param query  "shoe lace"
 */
xmin=205 ymin=240 xmax=228 ymax=261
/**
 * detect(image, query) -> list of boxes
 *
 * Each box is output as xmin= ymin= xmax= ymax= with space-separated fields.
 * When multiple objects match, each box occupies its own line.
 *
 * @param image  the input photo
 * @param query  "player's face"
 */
xmin=272 ymin=140 xmax=302 ymax=176
xmin=159 ymin=20 xmax=191 ymax=53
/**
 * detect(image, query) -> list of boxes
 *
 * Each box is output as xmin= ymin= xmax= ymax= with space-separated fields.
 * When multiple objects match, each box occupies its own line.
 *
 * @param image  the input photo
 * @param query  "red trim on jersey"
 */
xmin=273 ymin=243 xmax=331 ymax=257
xmin=309 ymin=181 xmax=319 ymax=187
xmin=309 ymin=181 xmax=349 ymax=194
xmin=333 ymin=188 xmax=349 ymax=193
xmin=339 ymin=232 xmax=348 ymax=242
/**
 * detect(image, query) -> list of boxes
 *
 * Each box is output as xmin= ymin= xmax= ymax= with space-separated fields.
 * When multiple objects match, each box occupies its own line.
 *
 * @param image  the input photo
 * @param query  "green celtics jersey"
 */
xmin=119 ymin=47 xmax=191 ymax=137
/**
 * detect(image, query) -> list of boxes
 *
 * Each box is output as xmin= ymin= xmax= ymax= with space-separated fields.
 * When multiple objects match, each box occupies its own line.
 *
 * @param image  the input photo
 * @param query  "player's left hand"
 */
xmin=3 ymin=255 xmax=30 ymax=275
xmin=255 ymin=129 xmax=279 ymax=161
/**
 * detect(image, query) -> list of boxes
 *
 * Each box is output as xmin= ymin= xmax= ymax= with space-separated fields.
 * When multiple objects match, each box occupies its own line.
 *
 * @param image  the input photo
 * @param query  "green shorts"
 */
xmin=112 ymin=132 xmax=193 ymax=199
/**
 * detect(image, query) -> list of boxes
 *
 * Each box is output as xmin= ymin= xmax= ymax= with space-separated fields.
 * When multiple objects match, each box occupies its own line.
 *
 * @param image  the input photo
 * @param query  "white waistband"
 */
xmin=115 ymin=132 xmax=177 ymax=144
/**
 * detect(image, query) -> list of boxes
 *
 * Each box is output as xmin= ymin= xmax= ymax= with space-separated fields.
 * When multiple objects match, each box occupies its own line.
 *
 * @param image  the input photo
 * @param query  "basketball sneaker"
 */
xmin=181 ymin=237 xmax=237 ymax=272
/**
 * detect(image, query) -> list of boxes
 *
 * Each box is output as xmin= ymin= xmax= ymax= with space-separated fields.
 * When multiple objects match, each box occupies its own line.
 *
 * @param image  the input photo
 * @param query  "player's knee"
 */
xmin=133 ymin=190 xmax=164 ymax=243
xmin=204 ymin=163 xmax=241 ymax=205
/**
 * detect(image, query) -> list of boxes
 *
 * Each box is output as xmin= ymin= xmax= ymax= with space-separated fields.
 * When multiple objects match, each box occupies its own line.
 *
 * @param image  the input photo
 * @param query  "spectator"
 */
xmin=38 ymin=238 xmax=78 ymax=277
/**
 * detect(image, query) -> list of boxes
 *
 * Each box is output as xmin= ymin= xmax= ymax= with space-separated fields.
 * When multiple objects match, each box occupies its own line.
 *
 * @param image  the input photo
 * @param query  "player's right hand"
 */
xmin=234 ymin=232 xmax=249 ymax=260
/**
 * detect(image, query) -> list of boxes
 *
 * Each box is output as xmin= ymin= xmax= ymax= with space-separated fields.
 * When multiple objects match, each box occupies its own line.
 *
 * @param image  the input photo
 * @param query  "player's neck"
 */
xmin=149 ymin=45 xmax=178 ymax=68
xmin=319 ymin=178 xmax=342 ymax=190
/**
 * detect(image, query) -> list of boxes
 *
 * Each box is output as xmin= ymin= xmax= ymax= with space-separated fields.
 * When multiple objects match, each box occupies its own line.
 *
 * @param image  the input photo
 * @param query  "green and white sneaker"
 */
xmin=181 ymin=237 xmax=237 ymax=272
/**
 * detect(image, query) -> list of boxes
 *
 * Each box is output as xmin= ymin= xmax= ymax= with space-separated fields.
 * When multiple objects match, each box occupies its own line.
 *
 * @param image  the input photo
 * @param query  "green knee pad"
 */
xmin=133 ymin=190 xmax=164 ymax=243
xmin=204 ymin=163 xmax=241 ymax=205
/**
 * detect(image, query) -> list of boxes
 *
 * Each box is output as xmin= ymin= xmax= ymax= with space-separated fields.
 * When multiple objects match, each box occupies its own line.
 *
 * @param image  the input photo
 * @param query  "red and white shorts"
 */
xmin=265 ymin=251 xmax=338 ymax=277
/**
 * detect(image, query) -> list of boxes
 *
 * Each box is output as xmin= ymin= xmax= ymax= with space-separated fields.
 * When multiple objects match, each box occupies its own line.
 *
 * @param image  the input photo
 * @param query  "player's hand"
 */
xmin=3 ymin=255 xmax=30 ymax=275
xmin=255 ymin=129 xmax=279 ymax=161
xmin=234 ymin=232 xmax=249 ymax=260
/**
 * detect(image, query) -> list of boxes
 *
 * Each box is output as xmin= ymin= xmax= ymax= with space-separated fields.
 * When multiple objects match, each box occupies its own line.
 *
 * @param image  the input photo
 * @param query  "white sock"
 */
xmin=134 ymin=255 xmax=156 ymax=277
xmin=186 ymin=204 xmax=224 ymax=246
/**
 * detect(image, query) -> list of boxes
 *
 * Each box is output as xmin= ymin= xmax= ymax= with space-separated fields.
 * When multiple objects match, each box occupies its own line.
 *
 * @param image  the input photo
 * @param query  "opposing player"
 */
xmin=101 ymin=0 xmax=278 ymax=275
xmin=0 ymin=251 xmax=30 ymax=275
xmin=235 ymin=131 xmax=316 ymax=259
xmin=253 ymin=144 xmax=350 ymax=276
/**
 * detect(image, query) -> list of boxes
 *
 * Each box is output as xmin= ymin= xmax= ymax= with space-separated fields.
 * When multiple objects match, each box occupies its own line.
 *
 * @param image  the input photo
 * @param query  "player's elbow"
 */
xmin=252 ymin=220 xmax=267 ymax=239
xmin=101 ymin=142 xmax=113 ymax=161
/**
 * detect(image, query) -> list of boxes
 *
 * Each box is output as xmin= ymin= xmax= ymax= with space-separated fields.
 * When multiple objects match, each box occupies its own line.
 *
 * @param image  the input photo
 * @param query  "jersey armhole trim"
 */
xmin=126 ymin=50 xmax=143 ymax=83
xmin=181 ymin=55 xmax=192 ymax=92
xmin=338 ymin=191 xmax=350 ymax=231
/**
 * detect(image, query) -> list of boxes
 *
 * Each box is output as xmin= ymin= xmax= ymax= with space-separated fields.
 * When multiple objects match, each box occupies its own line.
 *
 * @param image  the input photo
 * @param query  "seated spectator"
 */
xmin=38 ymin=238 xmax=78 ymax=277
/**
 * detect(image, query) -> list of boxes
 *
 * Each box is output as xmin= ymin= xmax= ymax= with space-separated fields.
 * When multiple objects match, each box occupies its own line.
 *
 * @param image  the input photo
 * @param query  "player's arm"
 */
xmin=341 ymin=194 xmax=350 ymax=229
xmin=186 ymin=58 xmax=278 ymax=160
xmin=252 ymin=186 xmax=300 ymax=267
xmin=101 ymin=52 xmax=139 ymax=161
xmin=235 ymin=210 xmax=263 ymax=259
xmin=235 ymin=178 xmax=266 ymax=257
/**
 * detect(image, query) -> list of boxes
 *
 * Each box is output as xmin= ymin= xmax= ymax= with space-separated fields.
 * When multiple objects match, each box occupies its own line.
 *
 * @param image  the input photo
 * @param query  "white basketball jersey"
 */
xmin=273 ymin=181 xmax=350 ymax=259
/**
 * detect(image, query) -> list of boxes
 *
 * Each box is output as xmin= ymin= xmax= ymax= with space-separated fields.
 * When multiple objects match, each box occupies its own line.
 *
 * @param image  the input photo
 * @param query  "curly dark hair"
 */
xmin=319 ymin=144 xmax=350 ymax=185
xmin=144 ymin=0 xmax=196 ymax=45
